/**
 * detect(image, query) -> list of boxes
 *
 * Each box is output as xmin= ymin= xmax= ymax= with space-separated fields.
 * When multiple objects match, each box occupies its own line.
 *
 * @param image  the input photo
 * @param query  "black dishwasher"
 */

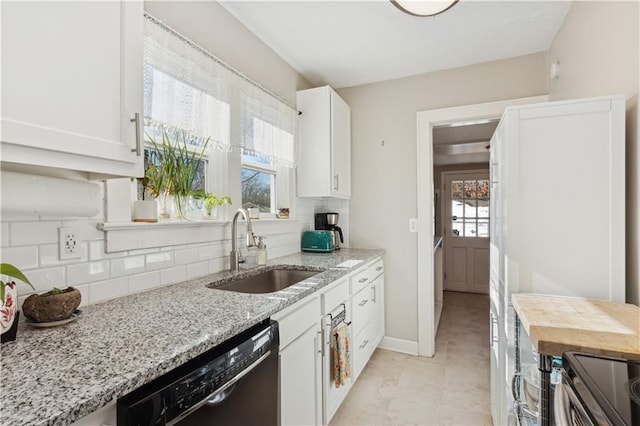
xmin=117 ymin=320 xmax=279 ymax=426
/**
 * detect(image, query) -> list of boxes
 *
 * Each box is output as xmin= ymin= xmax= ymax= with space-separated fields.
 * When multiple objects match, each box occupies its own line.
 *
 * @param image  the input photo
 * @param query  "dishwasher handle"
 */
xmin=168 ymin=351 xmax=272 ymax=425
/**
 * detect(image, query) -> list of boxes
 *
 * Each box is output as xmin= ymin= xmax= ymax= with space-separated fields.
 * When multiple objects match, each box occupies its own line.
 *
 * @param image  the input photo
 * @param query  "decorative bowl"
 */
xmin=22 ymin=287 xmax=81 ymax=323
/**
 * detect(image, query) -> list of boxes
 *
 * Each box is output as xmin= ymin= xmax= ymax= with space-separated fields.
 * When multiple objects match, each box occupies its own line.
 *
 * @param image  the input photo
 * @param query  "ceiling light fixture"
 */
xmin=391 ymin=0 xmax=459 ymax=17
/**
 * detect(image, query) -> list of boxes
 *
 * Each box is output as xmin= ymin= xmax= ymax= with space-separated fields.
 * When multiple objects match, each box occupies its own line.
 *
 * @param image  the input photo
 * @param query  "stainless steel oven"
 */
xmin=556 ymin=352 xmax=640 ymax=426
xmin=117 ymin=320 xmax=279 ymax=426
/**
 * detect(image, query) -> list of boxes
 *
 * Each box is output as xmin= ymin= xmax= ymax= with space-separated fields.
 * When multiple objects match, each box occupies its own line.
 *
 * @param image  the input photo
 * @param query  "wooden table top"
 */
xmin=512 ymin=294 xmax=640 ymax=361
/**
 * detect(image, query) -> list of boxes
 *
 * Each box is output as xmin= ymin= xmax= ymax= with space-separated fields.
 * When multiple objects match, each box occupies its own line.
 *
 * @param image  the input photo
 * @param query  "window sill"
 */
xmin=98 ymin=218 xmax=303 ymax=253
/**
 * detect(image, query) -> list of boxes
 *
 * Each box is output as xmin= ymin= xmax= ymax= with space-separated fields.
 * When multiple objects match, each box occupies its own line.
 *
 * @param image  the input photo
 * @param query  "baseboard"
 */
xmin=377 ymin=336 xmax=419 ymax=355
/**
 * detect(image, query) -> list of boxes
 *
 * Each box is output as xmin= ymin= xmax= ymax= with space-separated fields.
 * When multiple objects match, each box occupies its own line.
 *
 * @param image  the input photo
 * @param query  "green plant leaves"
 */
xmin=0 ymin=263 xmax=35 ymax=302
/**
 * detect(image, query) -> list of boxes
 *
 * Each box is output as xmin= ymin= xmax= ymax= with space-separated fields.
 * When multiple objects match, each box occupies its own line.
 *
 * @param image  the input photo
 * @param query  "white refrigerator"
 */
xmin=488 ymin=95 xmax=626 ymax=425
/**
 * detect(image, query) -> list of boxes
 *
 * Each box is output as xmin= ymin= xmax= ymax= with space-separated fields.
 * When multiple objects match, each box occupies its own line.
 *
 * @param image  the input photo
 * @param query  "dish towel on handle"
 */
xmin=333 ymin=325 xmax=351 ymax=387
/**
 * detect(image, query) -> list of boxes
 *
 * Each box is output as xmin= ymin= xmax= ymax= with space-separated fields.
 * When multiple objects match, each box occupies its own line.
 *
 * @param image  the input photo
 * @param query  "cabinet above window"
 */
xmin=0 ymin=1 xmax=144 ymax=179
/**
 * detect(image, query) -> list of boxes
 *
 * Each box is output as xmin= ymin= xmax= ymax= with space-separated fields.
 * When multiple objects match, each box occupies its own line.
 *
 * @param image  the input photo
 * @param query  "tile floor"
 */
xmin=331 ymin=291 xmax=493 ymax=425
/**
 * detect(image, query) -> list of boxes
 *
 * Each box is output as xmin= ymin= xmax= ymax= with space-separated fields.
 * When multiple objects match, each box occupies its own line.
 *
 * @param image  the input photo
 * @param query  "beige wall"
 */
xmin=338 ymin=53 xmax=547 ymax=342
xmin=547 ymin=1 xmax=639 ymax=305
xmin=144 ymin=0 xmax=311 ymax=104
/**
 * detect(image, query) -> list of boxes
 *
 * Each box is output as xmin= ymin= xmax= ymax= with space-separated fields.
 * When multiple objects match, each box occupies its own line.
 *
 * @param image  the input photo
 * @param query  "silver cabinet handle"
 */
xmin=358 ymin=299 xmax=368 ymax=307
xmin=375 ymin=266 xmax=383 ymax=272
xmin=315 ymin=330 xmax=323 ymax=355
xmin=358 ymin=277 xmax=368 ymax=283
xmin=334 ymin=174 xmax=339 ymax=191
xmin=130 ymin=112 xmax=142 ymax=156
xmin=359 ymin=340 xmax=369 ymax=349
xmin=371 ymin=285 xmax=376 ymax=303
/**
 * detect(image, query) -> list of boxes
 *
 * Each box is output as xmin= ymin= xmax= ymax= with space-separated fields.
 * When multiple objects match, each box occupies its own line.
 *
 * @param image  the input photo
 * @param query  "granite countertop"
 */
xmin=0 ymin=248 xmax=384 ymax=426
xmin=512 ymin=293 xmax=640 ymax=361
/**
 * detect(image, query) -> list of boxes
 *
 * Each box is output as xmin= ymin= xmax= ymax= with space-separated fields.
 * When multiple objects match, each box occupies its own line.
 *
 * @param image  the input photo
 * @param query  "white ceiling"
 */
xmin=220 ymin=0 xmax=572 ymax=89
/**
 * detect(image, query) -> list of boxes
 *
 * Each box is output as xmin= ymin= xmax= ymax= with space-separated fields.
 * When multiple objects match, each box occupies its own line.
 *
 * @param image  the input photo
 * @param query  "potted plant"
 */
xmin=133 ymin=166 xmax=160 ymax=222
xmin=147 ymin=129 xmax=210 ymax=219
xmin=22 ymin=286 xmax=81 ymax=324
xmin=1 ymin=263 xmax=35 ymax=343
xmin=203 ymin=193 xmax=232 ymax=219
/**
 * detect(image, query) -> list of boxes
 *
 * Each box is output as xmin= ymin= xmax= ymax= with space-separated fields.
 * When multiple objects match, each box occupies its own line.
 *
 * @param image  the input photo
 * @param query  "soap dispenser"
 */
xmin=257 ymin=236 xmax=267 ymax=266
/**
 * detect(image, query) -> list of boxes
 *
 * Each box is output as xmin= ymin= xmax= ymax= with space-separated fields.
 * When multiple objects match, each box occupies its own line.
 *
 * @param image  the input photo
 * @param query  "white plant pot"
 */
xmin=133 ymin=200 xmax=158 ymax=223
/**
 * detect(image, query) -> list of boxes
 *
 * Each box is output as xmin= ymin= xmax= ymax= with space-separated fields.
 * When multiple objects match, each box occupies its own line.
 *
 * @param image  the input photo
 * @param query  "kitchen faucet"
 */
xmin=230 ymin=208 xmax=257 ymax=272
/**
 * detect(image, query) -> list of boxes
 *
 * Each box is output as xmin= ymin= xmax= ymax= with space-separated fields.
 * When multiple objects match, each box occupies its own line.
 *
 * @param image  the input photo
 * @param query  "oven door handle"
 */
xmin=168 ymin=351 xmax=272 ymax=425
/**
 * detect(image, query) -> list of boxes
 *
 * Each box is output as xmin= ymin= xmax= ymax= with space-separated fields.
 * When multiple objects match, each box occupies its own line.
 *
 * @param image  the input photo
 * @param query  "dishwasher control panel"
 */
xmin=117 ymin=320 xmax=278 ymax=425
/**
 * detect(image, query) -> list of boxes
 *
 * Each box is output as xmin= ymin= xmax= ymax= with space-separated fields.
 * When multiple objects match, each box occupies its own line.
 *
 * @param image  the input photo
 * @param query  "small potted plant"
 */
xmin=1 ymin=263 xmax=35 ymax=343
xmin=22 ymin=286 xmax=81 ymax=324
xmin=147 ymin=129 xmax=210 ymax=219
xmin=133 ymin=166 xmax=160 ymax=222
xmin=203 ymin=193 xmax=232 ymax=220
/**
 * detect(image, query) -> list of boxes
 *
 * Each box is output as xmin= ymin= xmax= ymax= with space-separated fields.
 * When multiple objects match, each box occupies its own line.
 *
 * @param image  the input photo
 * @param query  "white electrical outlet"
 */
xmin=409 ymin=218 xmax=418 ymax=233
xmin=59 ymin=227 xmax=82 ymax=260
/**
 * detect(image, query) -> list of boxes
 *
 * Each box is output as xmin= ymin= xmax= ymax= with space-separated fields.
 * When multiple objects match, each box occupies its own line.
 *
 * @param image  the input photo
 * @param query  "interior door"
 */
xmin=443 ymin=171 xmax=490 ymax=294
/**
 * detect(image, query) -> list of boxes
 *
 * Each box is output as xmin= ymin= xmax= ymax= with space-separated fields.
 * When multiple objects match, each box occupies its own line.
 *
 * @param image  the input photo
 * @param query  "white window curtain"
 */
xmin=144 ymin=13 xmax=296 ymax=167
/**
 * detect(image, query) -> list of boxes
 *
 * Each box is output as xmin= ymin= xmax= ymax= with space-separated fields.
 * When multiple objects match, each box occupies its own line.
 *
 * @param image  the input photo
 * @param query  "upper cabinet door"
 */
xmin=297 ymin=86 xmax=351 ymax=199
xmin=330 ymin=91 xmax=351 ymax=198
xmin=1 ymin=1 xmax=144 ymax=178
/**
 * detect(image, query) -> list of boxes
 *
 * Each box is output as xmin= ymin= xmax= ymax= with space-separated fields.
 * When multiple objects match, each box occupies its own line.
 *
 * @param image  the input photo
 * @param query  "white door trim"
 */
xmin=416 ymin=95 xmax=548 ymax=357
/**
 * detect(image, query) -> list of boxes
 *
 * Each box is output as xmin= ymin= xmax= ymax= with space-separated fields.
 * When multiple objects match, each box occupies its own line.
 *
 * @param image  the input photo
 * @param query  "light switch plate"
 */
xmin=409 ymin=218 xmax=418 ymax=233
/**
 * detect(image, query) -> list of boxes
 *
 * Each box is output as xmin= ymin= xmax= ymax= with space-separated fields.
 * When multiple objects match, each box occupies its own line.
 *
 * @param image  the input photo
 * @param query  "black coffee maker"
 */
xmin=315 ymin=212 xmax=343 ymax=250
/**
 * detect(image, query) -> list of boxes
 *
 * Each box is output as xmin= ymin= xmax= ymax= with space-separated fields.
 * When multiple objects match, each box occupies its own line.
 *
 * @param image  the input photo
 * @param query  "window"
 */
xmin=241 ymin=166 xmax=275 ymax=212
xmin=450 ymin=179 xmax=490 ymax=238
xmin=137 ymin=13 xmax=296 ymax=221
xmin=240 ymin=96 xmax=295 ymax=215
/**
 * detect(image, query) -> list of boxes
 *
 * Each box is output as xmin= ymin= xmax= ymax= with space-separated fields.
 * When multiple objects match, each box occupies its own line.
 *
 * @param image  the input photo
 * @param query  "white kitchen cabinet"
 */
xmin=296 ymin=86 xmax=351 ymax=198
xmin=272 ymin=296 xmax=322 ymax=426
xmin=489 ymin=95 xmax=626 ymax=425
xmin=1 ymin=0 xmax=144 ymax=178
xmin=350 ymin=258 xmax=385 ymax=380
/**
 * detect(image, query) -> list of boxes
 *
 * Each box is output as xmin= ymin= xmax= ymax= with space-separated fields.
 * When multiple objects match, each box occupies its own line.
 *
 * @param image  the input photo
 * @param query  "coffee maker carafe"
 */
xmin=315 ymin=212 xmax=344 ymax=250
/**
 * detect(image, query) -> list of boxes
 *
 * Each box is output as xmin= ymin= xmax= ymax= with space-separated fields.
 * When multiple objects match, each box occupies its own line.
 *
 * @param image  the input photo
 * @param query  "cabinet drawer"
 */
xmin=351 ymin=258 xmax=384 ymax=294
xmin=351 ymin=285 xmax=371 ymax=336
xmin=370 ymin=259 xmax=384 ymax=279
xmin=352 ymin=324 xmax=372 ymax=379
xmin=322 ymin=278 xmax=350 ymax=315
xmin=351 ymin=268 xmax=371 ymax=294
xmin=273 ymin=296 xmax=321 ymax=349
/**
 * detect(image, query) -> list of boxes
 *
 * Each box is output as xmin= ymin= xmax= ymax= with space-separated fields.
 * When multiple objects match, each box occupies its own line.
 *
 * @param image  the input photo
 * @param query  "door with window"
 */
xmin=443 ymin=171 xmax=490 ymax=294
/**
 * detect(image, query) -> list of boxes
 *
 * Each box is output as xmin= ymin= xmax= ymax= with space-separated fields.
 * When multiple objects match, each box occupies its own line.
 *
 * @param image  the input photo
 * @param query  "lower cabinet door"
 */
xmin=280 ymin=323 xmax=321 ymax=426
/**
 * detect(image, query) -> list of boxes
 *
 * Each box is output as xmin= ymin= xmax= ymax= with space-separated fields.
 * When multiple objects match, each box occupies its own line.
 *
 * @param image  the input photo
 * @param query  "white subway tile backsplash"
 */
xmin=19 ymin=266 xmax=66 ymax=295
xmin=129 ymin=247 xmax=160 ymax=256
xmin=10 ymin=221 xmax=61 ymax=246
xmin=198 ymin=245 xmax=218 ymax=261
xmin=1 ymin=223 xmax=9 ymax=247
xmin=61 ymin=220 xmax=104 ymax=241
xmin=187 ymin=261 xmax=210 ymax=279
xmin=161 ymin=265 xmax=186 ymax=286
xmin=89 ymin=277 xmax=128 ymax=304
xmin=175 ymin=248 xmax=199 ymax=265
xmin=129 ymin=271 xmax=161 ymax=294
xmin=2 ymin=191 xmax=337 ymax=307
xmin=146 ymin=252 xmax=174 ymax=271
xmin=209 ymin=257 xmax=227 ymax=274
xmin=67 ymin=260 xmax=110 ymax=285
xmin=1 ymin=246 xmax=38 ymax=269
xmin=111 ymin=256 xmax=145 ymax=278
xmin=88 ymin=240 xmax=124 ymax=261
xmin=75 ymin=284 xmax=90 ymax=307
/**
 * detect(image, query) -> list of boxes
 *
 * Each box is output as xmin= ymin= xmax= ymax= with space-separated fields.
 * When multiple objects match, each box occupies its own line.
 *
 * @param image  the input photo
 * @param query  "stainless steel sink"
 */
xmin=212 ymin=268 xmax=321 ymax=294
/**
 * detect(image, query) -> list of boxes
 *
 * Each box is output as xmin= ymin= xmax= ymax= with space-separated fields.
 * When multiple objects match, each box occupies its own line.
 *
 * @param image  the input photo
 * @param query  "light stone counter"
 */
xmin=512 ymin=293 xmax=640 ymax=361
xmin=0 ymin=248 xmax=384 ymax=426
